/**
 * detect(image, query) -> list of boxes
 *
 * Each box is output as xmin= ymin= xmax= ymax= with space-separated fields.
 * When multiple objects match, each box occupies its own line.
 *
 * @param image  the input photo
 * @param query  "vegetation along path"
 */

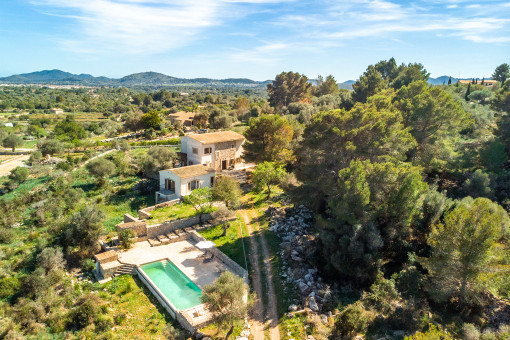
xmin=240 ymin=209 xmax=281 ymax=340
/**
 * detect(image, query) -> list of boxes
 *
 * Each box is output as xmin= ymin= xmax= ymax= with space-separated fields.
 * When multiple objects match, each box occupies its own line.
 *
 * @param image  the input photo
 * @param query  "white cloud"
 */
xmin=229 ymin=42 xmax=290 ymax=64
xmin=30 ymin=0 xmax=290 ymax=54
xmin=273 ymin=0 xmax=510 ymax=45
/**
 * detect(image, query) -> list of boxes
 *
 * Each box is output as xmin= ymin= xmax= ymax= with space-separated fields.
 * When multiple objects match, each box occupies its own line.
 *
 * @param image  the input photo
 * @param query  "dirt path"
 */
xmin=240 ymin=210 xmax=280 ymax=340
xmin=239 ymin=210 xmax=265 ymax=340
xmin=0 ymin=155 xmax=29 ymax=177
xmin=248 ymin=210 xmax=281 ymax=340
xmin=77 ymin=149 xmax=116 ymax=169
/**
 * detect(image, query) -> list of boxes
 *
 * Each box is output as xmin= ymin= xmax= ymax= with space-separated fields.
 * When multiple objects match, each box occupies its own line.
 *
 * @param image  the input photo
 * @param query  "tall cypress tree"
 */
xmin=481 ymin=77 xmax=485 ymax=85
xmin=448 ymin=76 xmax=452 ymax=85
xmin=465 ymin=83 xmax=471 ymax=101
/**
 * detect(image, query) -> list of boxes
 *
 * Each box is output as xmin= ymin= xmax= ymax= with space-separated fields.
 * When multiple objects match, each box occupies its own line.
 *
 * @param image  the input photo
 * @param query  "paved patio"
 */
xmin=117 ymin=239 xmax=227 ymax=288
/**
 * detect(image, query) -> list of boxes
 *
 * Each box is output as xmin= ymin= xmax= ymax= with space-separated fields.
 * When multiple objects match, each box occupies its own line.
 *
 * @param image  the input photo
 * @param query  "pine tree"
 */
xmin=448 ymin=76 xmax=452 ymax=85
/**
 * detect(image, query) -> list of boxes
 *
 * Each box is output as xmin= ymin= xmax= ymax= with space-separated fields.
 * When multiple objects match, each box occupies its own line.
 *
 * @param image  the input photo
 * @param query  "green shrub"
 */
xmin=69 ymin=293 xmax=105 ymax=330
xmin=0 ymin=228 xmax=15 ymax=244
xmin=0 ymin=277 xmax=21 ymax=299
xmin=333 ymin=302 xmax=369 ymax=338
xmin=82 ymin=259 xmax=96 ymax=273
xmin=95 ymin=314 xmax=114 ymax=332
xmin=119 ymin=229 xmax=136 ymax=249
xmin=56 ymin=161 xmax=72 ymax=171
xmin=113 ymin=312 xmax=127 ymax=325
xmin=9 ymin=167 xmax=29 ymax=184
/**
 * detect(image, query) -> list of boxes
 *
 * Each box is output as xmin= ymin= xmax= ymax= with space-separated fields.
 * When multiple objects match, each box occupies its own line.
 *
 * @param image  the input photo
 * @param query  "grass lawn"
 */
xmin=22 ymin=139 xmax=38 ymax=148
xmin=94 ymin=275 xmax=175 ymax=339
xmin=199 ymin=216 xmax=250 ymax=271
xmin=147 ymin=203 xmax=215 ymax=225
xmin=229 ymin=123 xmax=249 ymax=135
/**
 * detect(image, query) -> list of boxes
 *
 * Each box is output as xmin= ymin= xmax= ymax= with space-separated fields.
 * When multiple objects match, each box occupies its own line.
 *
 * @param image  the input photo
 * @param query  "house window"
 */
xmin=188 ymin=180 xmax=200 ymax=191
xmin=165 ymin=179 xmax=175 ymax=192
xmin=192 ymin=147 xmax=198 ymax=154
xmin=204 ymin=147 xmax=212 ymax=154
xmin=188 ymin=161 xmax=193 ymax=165
xmin=210 ymin=176 xmax=214 ymax=186
xmin=231 ymin=144 xmax=235 ymax=149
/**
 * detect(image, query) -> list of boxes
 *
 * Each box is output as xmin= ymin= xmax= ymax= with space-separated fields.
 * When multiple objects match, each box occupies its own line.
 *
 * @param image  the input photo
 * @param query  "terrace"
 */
xmin=96 ymin=230 xmax=247 ymax=332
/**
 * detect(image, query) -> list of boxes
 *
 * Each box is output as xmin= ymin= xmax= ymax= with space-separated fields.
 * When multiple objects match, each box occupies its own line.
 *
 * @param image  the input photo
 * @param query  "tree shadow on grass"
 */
xmin=131 ymin=275 xmax=174 ymax=324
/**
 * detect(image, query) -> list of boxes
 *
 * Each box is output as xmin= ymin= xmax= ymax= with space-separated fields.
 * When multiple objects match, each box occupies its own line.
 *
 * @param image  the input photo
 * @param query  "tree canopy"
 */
xmin=243 ymin=114 xmax=294 ymax=164
xmin=201 ymin=271 xmax=251 ymax=340
xmin=424 ymin=197 xmax=509 ymax=307
xmin=267 ymin=71 xmax=312 ymax=112
xmin=492 ymin=63 xmax=509 ymax=83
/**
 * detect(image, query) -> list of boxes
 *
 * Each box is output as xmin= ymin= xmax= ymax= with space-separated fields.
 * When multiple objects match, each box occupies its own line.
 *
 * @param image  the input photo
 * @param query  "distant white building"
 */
xmin=181 ymin=131 xmax=245 ymax=171
xmin=156 ymin=164 xmax=215 ymax=203
xmin=4 ymin=123 xmax=13 ymax=127
xmin=50 ymin=108 xmax=64 ymax=114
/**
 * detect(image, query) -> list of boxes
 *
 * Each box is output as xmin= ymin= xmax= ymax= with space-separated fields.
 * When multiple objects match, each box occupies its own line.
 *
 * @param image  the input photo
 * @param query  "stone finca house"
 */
xmin=156 ymin=131 xmax=246 ymax=203
xmin=156 ymin=164 xmax=216 ymax=203
xmin=181 ymin=131 xmax=245 ymax=171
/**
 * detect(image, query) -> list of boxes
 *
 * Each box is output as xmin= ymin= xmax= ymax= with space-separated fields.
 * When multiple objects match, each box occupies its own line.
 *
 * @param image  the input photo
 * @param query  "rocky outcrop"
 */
xmin=266 ymin=205 xmax=332 ymax=314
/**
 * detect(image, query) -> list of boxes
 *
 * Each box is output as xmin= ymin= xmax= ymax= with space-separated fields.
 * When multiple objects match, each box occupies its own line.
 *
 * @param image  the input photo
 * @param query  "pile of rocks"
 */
xmin=267 ymin=205 xmax=332 ymax=314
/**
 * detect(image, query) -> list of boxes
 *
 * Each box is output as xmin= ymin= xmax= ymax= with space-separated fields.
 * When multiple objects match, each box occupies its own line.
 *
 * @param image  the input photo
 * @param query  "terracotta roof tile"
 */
xmin=187 ymin=131 xmax=244 ymax=144
xmin=166 ymin=164 xmax=215 ymax=179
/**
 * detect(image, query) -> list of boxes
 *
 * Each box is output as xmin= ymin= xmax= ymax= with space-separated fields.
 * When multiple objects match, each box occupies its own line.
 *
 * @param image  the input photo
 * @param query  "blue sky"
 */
xmin=1 ymin=0 xmax=509 ymax=81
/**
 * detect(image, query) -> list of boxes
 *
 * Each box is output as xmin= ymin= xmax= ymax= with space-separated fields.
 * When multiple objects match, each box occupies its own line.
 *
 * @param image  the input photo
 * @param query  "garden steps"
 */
xmin=114 ymin=263 xmax=137 ymax=276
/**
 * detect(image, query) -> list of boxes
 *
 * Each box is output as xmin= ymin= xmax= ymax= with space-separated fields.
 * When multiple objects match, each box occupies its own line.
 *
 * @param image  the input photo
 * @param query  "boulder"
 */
xmin=308 ymin=296 xmax=319 ymax=312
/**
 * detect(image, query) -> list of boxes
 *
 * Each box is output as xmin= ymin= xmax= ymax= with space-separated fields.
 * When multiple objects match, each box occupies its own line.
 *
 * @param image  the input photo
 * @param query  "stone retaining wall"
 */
xmin=117 ymin=221 xmax=147 ymax=237
xmin=138 ymin=199 xmax=181 ymax=220
xmin=123 ymin=213 xmax=138 ymax=223
xmin=146 ymin=214 xmax=212 ymax=238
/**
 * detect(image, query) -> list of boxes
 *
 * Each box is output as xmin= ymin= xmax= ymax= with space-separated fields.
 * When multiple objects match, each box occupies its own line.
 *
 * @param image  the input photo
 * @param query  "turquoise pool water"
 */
xmin=140 ymin=260 xmax=202 ymax=310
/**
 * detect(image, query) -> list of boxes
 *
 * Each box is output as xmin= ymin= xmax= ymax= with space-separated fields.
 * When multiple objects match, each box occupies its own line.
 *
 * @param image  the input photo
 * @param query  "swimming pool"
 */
xmin=139 ymin=260 xmax=202 ymax=311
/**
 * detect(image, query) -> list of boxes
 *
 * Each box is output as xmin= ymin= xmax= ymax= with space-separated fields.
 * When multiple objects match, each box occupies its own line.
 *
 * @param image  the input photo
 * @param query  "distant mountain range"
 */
xmin=0 ymin=69 xmax=478 ymax=89
xmin=0 ymin=69 xmax=271 ymax=88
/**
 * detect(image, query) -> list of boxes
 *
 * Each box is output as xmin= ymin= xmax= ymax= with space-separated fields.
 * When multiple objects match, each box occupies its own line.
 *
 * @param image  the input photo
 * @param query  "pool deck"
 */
xmin=117 ymin=239 xmax=227 ymax=289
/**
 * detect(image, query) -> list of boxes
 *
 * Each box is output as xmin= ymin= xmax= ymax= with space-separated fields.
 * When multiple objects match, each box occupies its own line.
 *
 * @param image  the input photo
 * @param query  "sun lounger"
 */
xmin=148 ymin=238 xmax=162 ymax=247
xmin=174 ymin=229 xmax=186 ymax=236
xmin=203 ymin=254 xmax=215 ymax=263
xmin=157 ymin=234 xmax=170 ymax=244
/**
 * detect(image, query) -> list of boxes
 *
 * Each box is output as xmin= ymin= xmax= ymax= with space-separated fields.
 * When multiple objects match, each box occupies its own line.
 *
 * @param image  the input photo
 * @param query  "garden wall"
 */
xmin=146 ymin=214 xmax=212 ymax=238
xmin=138 ymin=198 xmax=181 ymax=220
xmin=123 ymin=213 xmax=138 ymax=223
xmin=116 ymin=221 xmax=147 ymax=237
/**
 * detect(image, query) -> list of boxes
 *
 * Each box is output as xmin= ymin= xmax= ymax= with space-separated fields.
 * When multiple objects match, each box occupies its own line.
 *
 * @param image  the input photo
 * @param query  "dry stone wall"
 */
xmin=124 ymin=213 xmax=138 ymax=223
xmin=146 ymin=214 xmax=212 ymax=238
xmin=116 ymin=221 xmax=147 ymax=237
xmin=138 ymin=198 xmax=180 ymax=219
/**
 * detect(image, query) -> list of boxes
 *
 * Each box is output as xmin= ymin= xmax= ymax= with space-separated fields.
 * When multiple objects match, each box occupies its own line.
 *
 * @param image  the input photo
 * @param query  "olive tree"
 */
xmin=3 ymin=134 xmax=23 ymax=152
xmin=252 ymin=162 xmax=286 ymax=200
xmin=86 ymin=158 xmax=116 ymax=187
xmin=201 ymin=271 xmax=251 ymax=340
xmin=183 ymin=187 xmax=213 ymax=223
xmin=212 ymin=176 xmax=242 ymax=209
